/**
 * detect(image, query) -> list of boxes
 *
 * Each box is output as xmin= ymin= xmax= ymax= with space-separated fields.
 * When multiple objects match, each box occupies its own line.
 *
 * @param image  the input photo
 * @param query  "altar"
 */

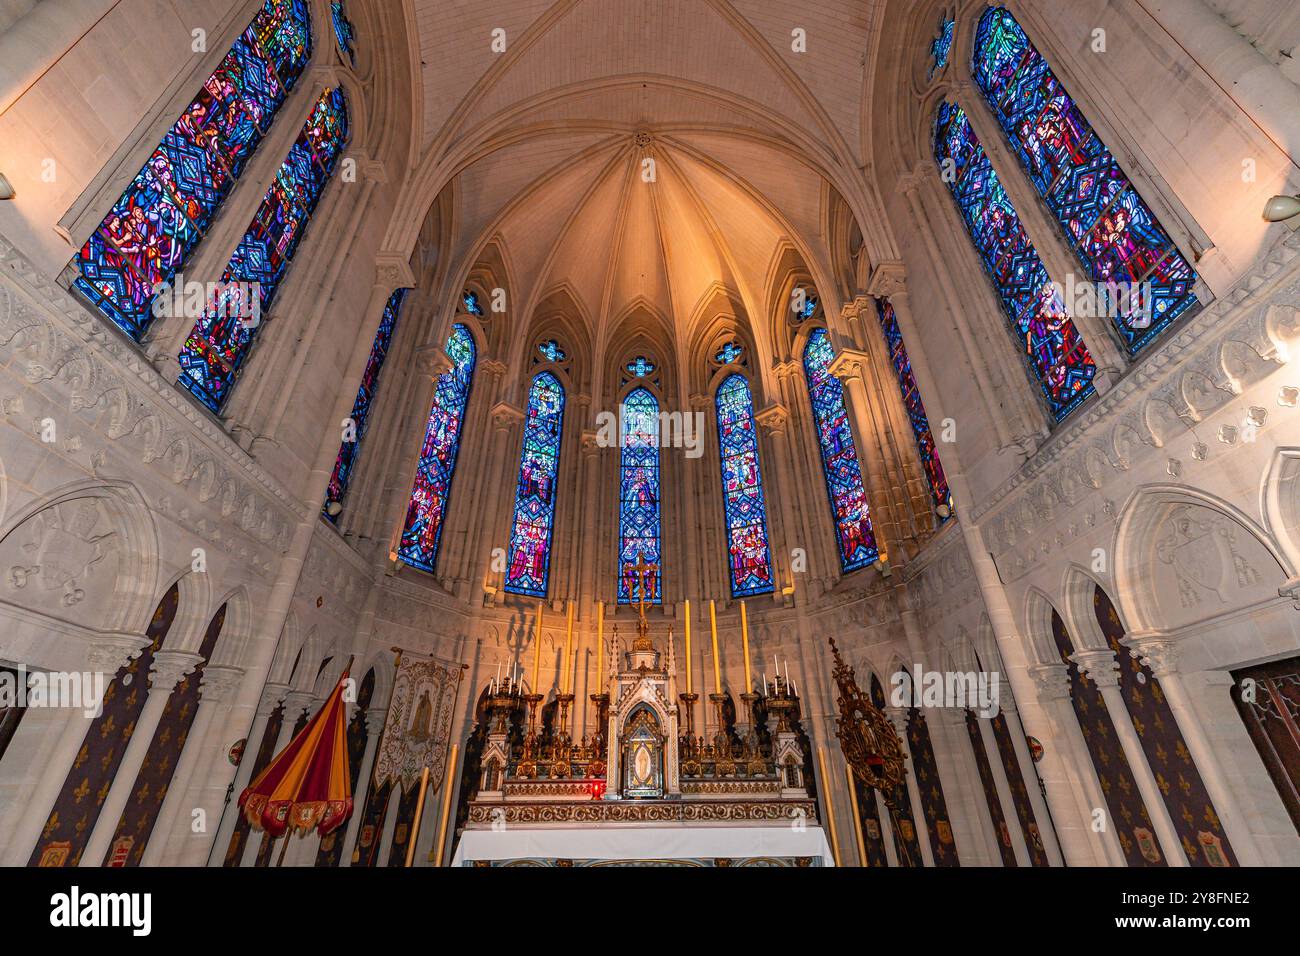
xmin=455 ymin=561 xmax=831 ymax=866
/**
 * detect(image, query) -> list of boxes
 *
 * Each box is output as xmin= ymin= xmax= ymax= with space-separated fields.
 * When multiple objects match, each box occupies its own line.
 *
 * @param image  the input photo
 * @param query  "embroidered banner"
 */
xmin=372 ymin=653 xmax=462 ymax=796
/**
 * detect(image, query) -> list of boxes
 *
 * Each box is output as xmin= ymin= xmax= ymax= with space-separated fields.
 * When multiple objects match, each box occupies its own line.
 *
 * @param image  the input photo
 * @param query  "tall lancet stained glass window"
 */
xmin=934 ymin=100 xmax=1096 ymax=421
xmin=504 ymin=373 xmax=566 ymax=597
xmin=324 ymin=289 xmax=406 ymax=521
xmin=618 ymin=388 xmax=662 ymax=604
xmin=716 ymin=374 xmax=774 ymax=597
xmin=398 ymin=324 xmax=477 ymax=573
xmin=802 ymin=329 xmax=877 ymax=572
xmin=178 ymin=87 xmax=349 ymax=412
xmin=875 ymin=300 xmax=953 ymax=517
xmin=973 ymin=7 xmax=1197 ymax=354
xmin=72 ymin=0 xmax=311 ymax=340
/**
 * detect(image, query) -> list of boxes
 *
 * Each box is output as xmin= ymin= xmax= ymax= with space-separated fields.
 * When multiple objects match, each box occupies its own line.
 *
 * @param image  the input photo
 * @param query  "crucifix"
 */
xmin=629 ymin=551 xmax=658 ymax=625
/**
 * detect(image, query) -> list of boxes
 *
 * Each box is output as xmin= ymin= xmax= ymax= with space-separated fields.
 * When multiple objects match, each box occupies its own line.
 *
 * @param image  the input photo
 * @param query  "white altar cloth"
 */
xmin=451 ymin=824 xmax=835 ymax=866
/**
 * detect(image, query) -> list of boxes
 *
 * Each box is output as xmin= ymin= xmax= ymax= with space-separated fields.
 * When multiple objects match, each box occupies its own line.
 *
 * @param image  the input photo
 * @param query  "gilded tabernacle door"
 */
xmin=621 ymin=706 xmax=664 ymax=799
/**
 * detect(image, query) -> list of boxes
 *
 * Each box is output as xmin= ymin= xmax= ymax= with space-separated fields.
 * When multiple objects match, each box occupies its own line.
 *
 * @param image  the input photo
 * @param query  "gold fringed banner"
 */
xmin=372 ymin=652 xmax=462 ymax=796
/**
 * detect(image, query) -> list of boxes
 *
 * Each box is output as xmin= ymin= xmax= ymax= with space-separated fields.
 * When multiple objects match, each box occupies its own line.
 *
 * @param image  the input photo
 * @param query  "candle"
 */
xmin=709 ymin=599 xmax=721 ymax=695
xmin=596 ymin=601 xmax=605 ymax=688
xmin=683 ymin=599 xmax=692 ymax=694
xmin=562 ymin=600 xmax=574 ymax=693
xmin=740 ymin=600 xmax=751 ymax=693
xmin=532 ymin=601 xmax=543 ymax=693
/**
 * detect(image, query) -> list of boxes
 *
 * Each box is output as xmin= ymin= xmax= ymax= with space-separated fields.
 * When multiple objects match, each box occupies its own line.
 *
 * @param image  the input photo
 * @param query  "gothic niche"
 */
xmin=620 ymin=704 xmax=664 ymax=799
xmin=1149 ymin=503 xmax=1283 ymax=628
xmin=1 ymin=497 xmax=120 ymax=625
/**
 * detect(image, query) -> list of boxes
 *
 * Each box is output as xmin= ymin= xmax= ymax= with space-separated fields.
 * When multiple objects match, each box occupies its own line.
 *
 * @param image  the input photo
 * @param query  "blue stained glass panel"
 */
xmin=972 ymin=6 xmax=1198 ymax=354
xmin=716 ymin=374 xmax=774 ymax=597
xmin=875 ymin=301 xmax=953 ymax=517
xmin=73 ymin=0 xmax=310 ymax=340
xmin=398 ymin=324 xmax=478 ymax=571
xmin=934 ymin=100 xmax=1096 ymax=421
xmin=325 ymin=289 xmax=407 ymax=520
xmin=617 ymin=388 xmax=662 ymax=604
xmin=178 ymin=88 xmax=349 ymax=412
xmin=802 ymin=329 xmax=878 ymax=572
xmin=504 ymin=373 xmax=566 ymax=597
xmin=331 ymin=1 xmax=357 ymax=66
xmin=929 ymin=15 xmax=955 ymax=80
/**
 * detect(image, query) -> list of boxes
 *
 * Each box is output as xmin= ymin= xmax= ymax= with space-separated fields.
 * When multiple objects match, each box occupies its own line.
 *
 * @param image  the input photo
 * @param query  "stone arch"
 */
xmin=266 ymin=610 xmax=304 ymax=686
xmin=153 ymin=566 xmax=213 ymax=658
xmin=1058 ymin=564 xmax=1113 ymax=653
xmin=0 ymin=478 xmax=159 ymax=637
xmin=1021 ymin=587 xmax=1062 ymax=667
xmin=1114 ymin=485 xmax=1290 ymax=634
xmin=1262 ymin=447 xmax=1300 ymax=575
xmin=203 ymin=585 xmax=251 ymax=667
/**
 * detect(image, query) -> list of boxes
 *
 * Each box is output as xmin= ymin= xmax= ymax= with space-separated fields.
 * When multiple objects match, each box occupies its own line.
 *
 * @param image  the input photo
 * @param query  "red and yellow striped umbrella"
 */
xmin=239 ymin=667 xmax=354 ymax=838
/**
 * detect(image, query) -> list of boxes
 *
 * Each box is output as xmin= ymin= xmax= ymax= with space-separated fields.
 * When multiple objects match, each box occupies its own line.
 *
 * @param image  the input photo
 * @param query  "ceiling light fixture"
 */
xmin=1263 ymin=194 xmax=1300 ymax=223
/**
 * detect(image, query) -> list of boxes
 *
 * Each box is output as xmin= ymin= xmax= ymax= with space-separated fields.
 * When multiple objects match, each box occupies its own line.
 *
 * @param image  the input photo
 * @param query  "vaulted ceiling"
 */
xmin=400 ymin=0 xmax=891 ymax=356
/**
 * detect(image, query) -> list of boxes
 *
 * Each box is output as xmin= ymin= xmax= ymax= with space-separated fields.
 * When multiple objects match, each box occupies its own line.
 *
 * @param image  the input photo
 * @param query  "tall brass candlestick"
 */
xmin=596 ymin=601 xmax=604 ymax=688
xmin=709 ymin=599 xmax=721 ymax=695
xmin=683 ymin=599 xmax=692 ymax=694
xmin=740 ymin=599 xmax=751 ymax=693
xmin=532 ymin=601 xmax=543 ymax=693
xmin=562 ymin=600 xmax=574 ymax=693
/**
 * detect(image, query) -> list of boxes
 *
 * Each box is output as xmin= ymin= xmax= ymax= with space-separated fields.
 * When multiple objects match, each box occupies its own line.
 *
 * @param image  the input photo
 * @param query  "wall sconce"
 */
xmin=1263 ymin=194 xmax=1300 ymax=223
xmin=0 ymin=173 xmax=14 ymax=200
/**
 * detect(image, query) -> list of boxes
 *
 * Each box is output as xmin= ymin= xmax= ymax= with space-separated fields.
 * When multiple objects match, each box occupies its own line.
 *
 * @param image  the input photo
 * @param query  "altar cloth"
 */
xmin=451 ymin=824 xmax=835 ymax=866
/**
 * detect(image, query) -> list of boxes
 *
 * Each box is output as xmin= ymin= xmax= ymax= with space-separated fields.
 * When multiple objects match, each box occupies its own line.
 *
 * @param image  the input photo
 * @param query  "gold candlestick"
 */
xmin=531 ymin=601 xmax=543 ymax=692
xmin=683 ymin=598 xmax=692 ymax=694
xmin=740 ymin=599 xmax=751 ymax=693
xmin=596 ymin=600 xmax=604 ymax=688
xmin=709 ymin=599 xmax=721 ymax=695
xmin=562 ymin=600 xmax=574 ymax=693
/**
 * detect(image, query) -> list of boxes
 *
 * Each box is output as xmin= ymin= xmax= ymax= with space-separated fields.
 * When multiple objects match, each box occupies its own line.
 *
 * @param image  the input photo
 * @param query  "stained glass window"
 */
xmin=463 ymin=290 xmax=484 ymax=316
xmin=504 ymin=372 xmax=566 ymax=597
xmin=617 ymin=388 xmax=662 ymax=604
xmin=933 ymin=100 xmax=1097 ymax=421
xmin=802 ymin=329 xmax=878 ymax=572
xmin=875 ymin=300 xmax=953 ymax=517
xmin=715 ymin=374 xmax=774 ymax=597
xmin=715 ymin=341 xmax=744 ymax=364
xmin=627 ymin=356 xmax=656 ymax=377
xmin=177 ymin=87 xmax=349 ymax=412
xmin=538 ymin=339 xmax=567 ymax=363
xmin=398 ymin=324 xmax=477 ymax=572
xmin=791 ymin=286 xmax=819 ymax=322
xmin=72 ymin=0 xmax=310 ymax=340
xmin=972 ymin=7 xmax=1197 ymax=353
xmin=929 ymin=14 xmax=956 ymax=80
xmin=323 ymin=289 xmax=406 ymax=521
xmin=331 ymin=1 xmax=356 ymax=66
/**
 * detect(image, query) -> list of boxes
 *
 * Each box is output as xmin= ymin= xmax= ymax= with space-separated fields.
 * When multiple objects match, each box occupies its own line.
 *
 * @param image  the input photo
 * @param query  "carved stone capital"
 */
xmin=1070 ymin=649 xmax=1120 ymax=688
xmin=1279 ymin=576 xmax=1300 ymax=610
xmin=490 ymin=401 xmax=524 ymax=431
xmin=479 ymin=359 xmax=508 ymax=380
xmin=1121 ymin=632 xmax=1179 ymax=678
xmin=755 ymin=403 xmax=791 ymax=435
xmin=581 ymin=429 xmax=603 ymax=455
xmin=86 ymin=633 xmax=153 ymax=675
xmin=198 ymin=664 xmax=245 ymax=703
xmin=688 ymin=392 xmax=710 ymax=410
xmin=883 ymin=705 xmax=910 ymax=737
xmin=1026 ymin=663 xmax=1071 ymax=702
xmin=149 ymin=650 xmax=205 ymax=693
xmin=414 ymin=344 xmax=452 ymax=378
xmin=771 ymin=359 xmax=802 ymax=383
xmin=258 ymin=681 xmax=291 ymax=714
xmin=374 ymin=251 xmax=415 ymax=290
xmin=365 ymin=706 xmax=389 ymax=736
xmin=828 ymin=347 xmax=870 ymax=384
xmin=281 ymin=690 xmax=316 ymax=722
xmin=868 ymin=261 xmax=907 ymax=300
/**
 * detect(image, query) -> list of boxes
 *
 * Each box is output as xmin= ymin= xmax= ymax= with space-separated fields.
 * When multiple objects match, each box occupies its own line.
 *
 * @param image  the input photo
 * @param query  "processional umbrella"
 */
xmin=238 ymin=663 xmax=355 ymax=863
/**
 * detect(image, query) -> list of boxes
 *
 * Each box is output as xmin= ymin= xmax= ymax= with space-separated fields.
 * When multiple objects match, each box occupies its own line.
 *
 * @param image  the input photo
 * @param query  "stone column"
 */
xmin=141 ymin=664 xmax=244 ymax=866
xmin=756 ymin=403 xmax=797 ymax=604
xmin=975 ymin=714 xmax=1032 ymax=866
xmin=81 ymin=649 xmax=204 ymax=867
xmin=0 ymin=636 xmax=149 ymax=866
xmin=208 ymin=680 xmax=289 ymax=865
xmin=685 ymin=393 xmax=712 ymax=600
xmin=997 ymin=692 xmax=1066 ymax=866
xmin=876 ymin=789 xmax=899 ymax=867
xmin=886 ymin=706 xmax=935 ymax=866
xmin=931 ymin=707 xmax=1002 ymax=865
xmin=1072 ymin=648 xmax=1188 ymax=866
xmin=480 ymin=402 xmax=524 ymax=603
xmin=1124 ymin=634 xmax=1265 ymax=866
xmin=342 ymin=707 xmax=388 ymax=867
xmin=578 ymin=429 xmax=602 ymax=608
xmin=1026 ymin=663 xmax=1127 ymax=865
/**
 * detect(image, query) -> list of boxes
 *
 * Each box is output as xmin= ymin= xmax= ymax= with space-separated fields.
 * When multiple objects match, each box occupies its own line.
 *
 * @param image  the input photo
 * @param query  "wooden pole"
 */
xmin=432 ymin=743 xmax=459 ymax=867
xmin=845 ymin=763 xmax=868 ymax=867
xmin=275 ymin=831 xmax=291 ymax=867
xmin=817 ymin=746 xmax=842 ymax=866
xmin=403 ymin=766 xmax=432 ymax=867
